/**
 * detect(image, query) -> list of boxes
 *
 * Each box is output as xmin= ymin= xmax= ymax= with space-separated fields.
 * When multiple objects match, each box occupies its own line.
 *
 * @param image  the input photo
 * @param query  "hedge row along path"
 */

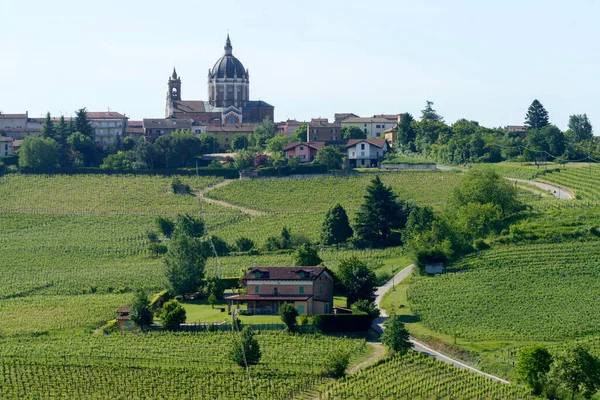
xmin=196 ymin=179 xmax=266 ymax=216
xmin=506 ymin=178 xmax=573 ymax=200
xmin=372 ymin=264 xmax=510 ymax=385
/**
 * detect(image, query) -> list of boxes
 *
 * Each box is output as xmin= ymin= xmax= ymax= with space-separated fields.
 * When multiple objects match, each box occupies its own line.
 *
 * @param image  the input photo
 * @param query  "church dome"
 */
xmin=210 ymin=35 xmax=248 ymax=79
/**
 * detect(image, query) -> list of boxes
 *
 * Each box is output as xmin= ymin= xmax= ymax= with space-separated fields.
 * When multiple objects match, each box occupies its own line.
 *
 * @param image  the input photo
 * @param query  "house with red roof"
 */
xmin=346 ymin=138 xmax=390 ymax=168
xmin=283 ymin=141 xmax=325 ymax=163
xmin=226 ymin=266 xmax=334 ymax=316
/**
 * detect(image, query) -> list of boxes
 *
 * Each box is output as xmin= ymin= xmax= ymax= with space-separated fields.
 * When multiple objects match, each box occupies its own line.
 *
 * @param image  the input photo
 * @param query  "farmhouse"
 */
xmin=346 ymin=138 xmax=390 ymax=168
xmin=226 ymin=266 xmax=334 ymax=316
xmin=283 ymin=141 xmax=325 ymax=162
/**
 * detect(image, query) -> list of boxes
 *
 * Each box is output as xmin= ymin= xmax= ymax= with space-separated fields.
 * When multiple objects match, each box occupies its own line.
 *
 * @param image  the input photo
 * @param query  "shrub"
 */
xmin=229 ymin=327 xmax=261 ymax=367
xmin=279 ymin=302 xmax=298 ymax=332
xmin=161 ymin=299 xmax=186 ymax=330
xmin=351 ymin=299 xmax=380 ymax=321
xmin=235 ymin=237 xmax=255 ymax=252
xmin=155 ymin=217 xmax=175 ymax=238
xmin=148 ymin=243 xmax=168 ymax=257
xmin=130 ymin=289 xmax=153 ymax=329
xmin=321 ymin=350 xmax=350 ymax=378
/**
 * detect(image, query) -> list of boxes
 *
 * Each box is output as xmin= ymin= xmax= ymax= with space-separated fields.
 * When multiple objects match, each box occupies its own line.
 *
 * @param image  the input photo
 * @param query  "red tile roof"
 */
xmin=346 ymin=139 xmax=388 ymax=148
xmin=242 ymin=266 xmax=329 ymax=281
xmin=283 ymin=141 xmax=326 ymax=151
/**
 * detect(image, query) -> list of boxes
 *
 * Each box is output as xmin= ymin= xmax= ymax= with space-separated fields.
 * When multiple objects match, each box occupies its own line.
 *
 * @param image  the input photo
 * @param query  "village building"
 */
xmin=346 ymin=138 xmax=390 ymax=168
xmin=125 ymin=120 xmax=144 ymax=140
xmin=165 ymin=35 xmax=274 ymax=127
xmin=87 ymin=111 xmax=128 ymax=148
xmin=0 ymin=112 xmax=43 ymax=140
xmin=340 ymin=114 xmax=399 ymax=139
xmin=283 ymin=141 xmax=325 ymax=162
xmin=0 ymin=137 xmax=14 ymax=157
xmin=226 ymin=266 xmax=334 ymax=316
xmin=307 ymin=118 xmax=341 ymax=143
xmin=276 ymin=119 xmax=304 ymax=136
xmin=142 ymin=118 xmax=207 ymax=140
xmin=205 ymin=123 xmax=257 ymax=151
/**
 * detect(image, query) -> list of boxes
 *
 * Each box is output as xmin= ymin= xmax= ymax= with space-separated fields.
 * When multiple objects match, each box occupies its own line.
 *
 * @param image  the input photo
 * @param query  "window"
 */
xmin=299 ymin=146 xmax=304 ymax=151
xmin=364 ymin=128 xmax=367 ymax=134
xmin=351 ymin=151 xmax=355 ymax=157
xmin=254 ymin=286 xmax=259 ymax=294
xmin=376 ymin=124 xmax=380 ymax=128
xmin=364 ymin=124 xmax=367 ymax=127
xmin=361 ymin=151 xmax=365 ymax=157
xmin=376 ymin=151 xmax=379 ymax=157
xmin=273 ymin=287 xmax=279 ymax=295
xmin=301 ymin=154 xmax=306 ymax=160
xmin=299 ymin=286 xmax=304 ymax=294
xmin=360 ymin=143 xmax=365 ymax=150
xmin=319 ymin=286 xmax=323 ymax=294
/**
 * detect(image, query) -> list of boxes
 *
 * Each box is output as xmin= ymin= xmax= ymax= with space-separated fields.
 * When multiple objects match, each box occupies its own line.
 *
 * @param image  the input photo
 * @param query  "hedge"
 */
xmin=313 ymin=313 xmax=372 ymax=332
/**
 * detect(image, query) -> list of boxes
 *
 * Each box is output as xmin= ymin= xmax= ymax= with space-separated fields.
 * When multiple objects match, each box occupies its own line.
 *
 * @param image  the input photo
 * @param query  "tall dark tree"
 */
xmin=175 ymin=214 xmax=205 ymax=238
xmin=420 ymin=101 xmax=444 ymax=122
xmin=396 ymin=113 xmax=416 ymax=147
xmin=567 ymin=114 xmax=594 ymax=143
xmin=524 ymin=99 xmax=550 ymax=130
xmin=164 ymin=232 xmax=207 ymax=296
xmin=321 ymin=203 xmax=353 ymax=245
xmin=41 ymin=112 xmax=56 ymax=140
xmin=75 ymin=108 xmax=94 ymax=138
xmin=336 ymin=257 xmax=377 ymax=306
xmin=67 ymin=131 xmax=96 ymax=166
xmin=354 ymin=176 xmax=408 ymax=248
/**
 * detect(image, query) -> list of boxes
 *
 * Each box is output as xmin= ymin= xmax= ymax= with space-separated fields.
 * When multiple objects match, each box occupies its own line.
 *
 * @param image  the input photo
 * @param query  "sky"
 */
xmin=1 ymin=0 xmax=599 ymax=131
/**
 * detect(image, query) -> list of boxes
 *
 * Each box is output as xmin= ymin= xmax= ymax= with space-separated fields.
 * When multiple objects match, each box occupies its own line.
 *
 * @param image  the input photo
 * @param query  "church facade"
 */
xmin=165 ymin=35 xmax=274 ymax=126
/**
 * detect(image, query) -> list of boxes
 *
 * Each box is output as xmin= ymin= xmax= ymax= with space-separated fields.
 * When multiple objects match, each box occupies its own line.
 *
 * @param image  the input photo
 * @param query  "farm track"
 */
xmin=506 ymin=178 xmax=573 ymax=200
xmin=196 ymin=179 xmax=266 ymax=216
xmin=373 ymin=265 xmax=510 ymax=385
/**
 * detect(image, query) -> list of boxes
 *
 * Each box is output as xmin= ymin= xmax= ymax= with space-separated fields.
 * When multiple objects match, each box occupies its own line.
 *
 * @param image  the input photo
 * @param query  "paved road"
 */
xmin=506 ymin=178 xmax=573 ymax=200
xmin=372 ymin=265 xmax=510 ymax=384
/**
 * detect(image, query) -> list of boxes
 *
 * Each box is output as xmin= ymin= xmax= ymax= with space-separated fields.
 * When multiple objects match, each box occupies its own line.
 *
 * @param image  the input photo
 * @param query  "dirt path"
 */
xmin=506 ymin=178 xmax=573 ymax=200
xmin=372 ymin=265 xmax=510 ymax=385
xmin=196 ymin=179 xmax=266 ymax=216
xmin=347 ymin=342 xmax=386 ymax=374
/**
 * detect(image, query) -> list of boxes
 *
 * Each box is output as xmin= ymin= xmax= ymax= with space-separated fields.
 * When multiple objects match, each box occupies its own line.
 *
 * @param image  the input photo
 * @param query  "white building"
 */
xmin=0 ymin=112 xmax=42 ymax=140
xmin=87 ymin=112 xmax=128 ymax=148
xmin=0 ymin=137 xmax=14 ymax=157
xmin=340 ymin=114 xmax=400 ymax=139
xmin=346 ymin=138 xmax=390 ymax=168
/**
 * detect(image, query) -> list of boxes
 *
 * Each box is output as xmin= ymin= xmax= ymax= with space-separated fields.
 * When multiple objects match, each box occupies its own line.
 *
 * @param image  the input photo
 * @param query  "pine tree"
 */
xmin=230 ymin=327 xmax=261 ymax=367
xmin=321 ymin=203 xmax=353 ymax=245
xmin=381 ymin=314 xmax=412 ymax=355
xmin=524 ymin=99 xmax=550 ymax=130
xmin=354 ymin=176 xmax=408 ymax=248
xmin=75 ymin=108 xmax=94 ymax=138
xmin=420 ymin=101 xmax=444 ymax=122
xmin=41 ymin=112 xmax=56 ymax=140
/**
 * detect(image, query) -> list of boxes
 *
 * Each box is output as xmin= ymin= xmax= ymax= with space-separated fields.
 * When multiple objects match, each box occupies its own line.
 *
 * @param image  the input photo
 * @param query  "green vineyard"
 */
xmin=318 ymin=352 xmax=533 ymax=399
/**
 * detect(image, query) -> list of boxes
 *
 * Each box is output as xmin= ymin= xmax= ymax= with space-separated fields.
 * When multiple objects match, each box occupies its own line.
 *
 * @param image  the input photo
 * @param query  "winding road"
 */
xmin=505 ymin=178 xmax=573 ymax=200
xmin=372 ymin=265 xmax=510 ymax=384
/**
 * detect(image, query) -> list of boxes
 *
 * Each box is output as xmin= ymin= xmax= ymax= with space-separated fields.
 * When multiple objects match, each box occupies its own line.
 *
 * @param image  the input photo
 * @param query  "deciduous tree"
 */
xmin=315 ymin=146 xmax=344 ymax=171
xmin=18 ymin=136 xmax=59 ymax=170
xmin=567 ymin=114 xmax=594 ymax=143
xmin=279 ymin=302 xmax=298 ymax=332
xmin=294 ymin=243 xmax=323 ymax=266
xmin=164 ymin=233 xmax=207 ymax=296
xmin=550 ymin=345 xmax=600 ymax=400
xmin=341 ymin=125 xmax=366 ymax=140
xmin=516 ymin=346 xmax=553 ymax=395
xmin=336 ymin=257 xmax=376 ymax=306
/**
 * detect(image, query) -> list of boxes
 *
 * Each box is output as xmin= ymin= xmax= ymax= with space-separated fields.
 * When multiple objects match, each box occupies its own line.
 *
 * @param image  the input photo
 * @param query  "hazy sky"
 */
xmin=1 ymin=0 xmax=599 ymax=131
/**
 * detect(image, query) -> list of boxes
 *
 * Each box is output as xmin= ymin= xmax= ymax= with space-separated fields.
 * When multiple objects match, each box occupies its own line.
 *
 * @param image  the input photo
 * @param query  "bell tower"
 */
xmin=165 ymin=67 xmax=181 ymax=117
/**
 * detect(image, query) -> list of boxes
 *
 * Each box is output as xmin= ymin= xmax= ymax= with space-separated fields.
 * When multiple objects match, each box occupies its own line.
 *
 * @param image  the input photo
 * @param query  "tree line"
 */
xmin=394 ymin=100 xmax=599 ymax=164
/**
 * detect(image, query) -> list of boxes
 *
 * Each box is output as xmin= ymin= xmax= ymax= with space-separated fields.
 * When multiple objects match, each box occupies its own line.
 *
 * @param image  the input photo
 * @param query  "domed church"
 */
xmin=165 ymin=35 xmax=274 ymax=126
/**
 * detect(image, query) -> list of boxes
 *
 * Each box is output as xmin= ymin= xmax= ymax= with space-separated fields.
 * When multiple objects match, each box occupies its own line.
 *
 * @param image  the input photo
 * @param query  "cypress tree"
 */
xmin=321 ymin=203 xmax=353 ymax=245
